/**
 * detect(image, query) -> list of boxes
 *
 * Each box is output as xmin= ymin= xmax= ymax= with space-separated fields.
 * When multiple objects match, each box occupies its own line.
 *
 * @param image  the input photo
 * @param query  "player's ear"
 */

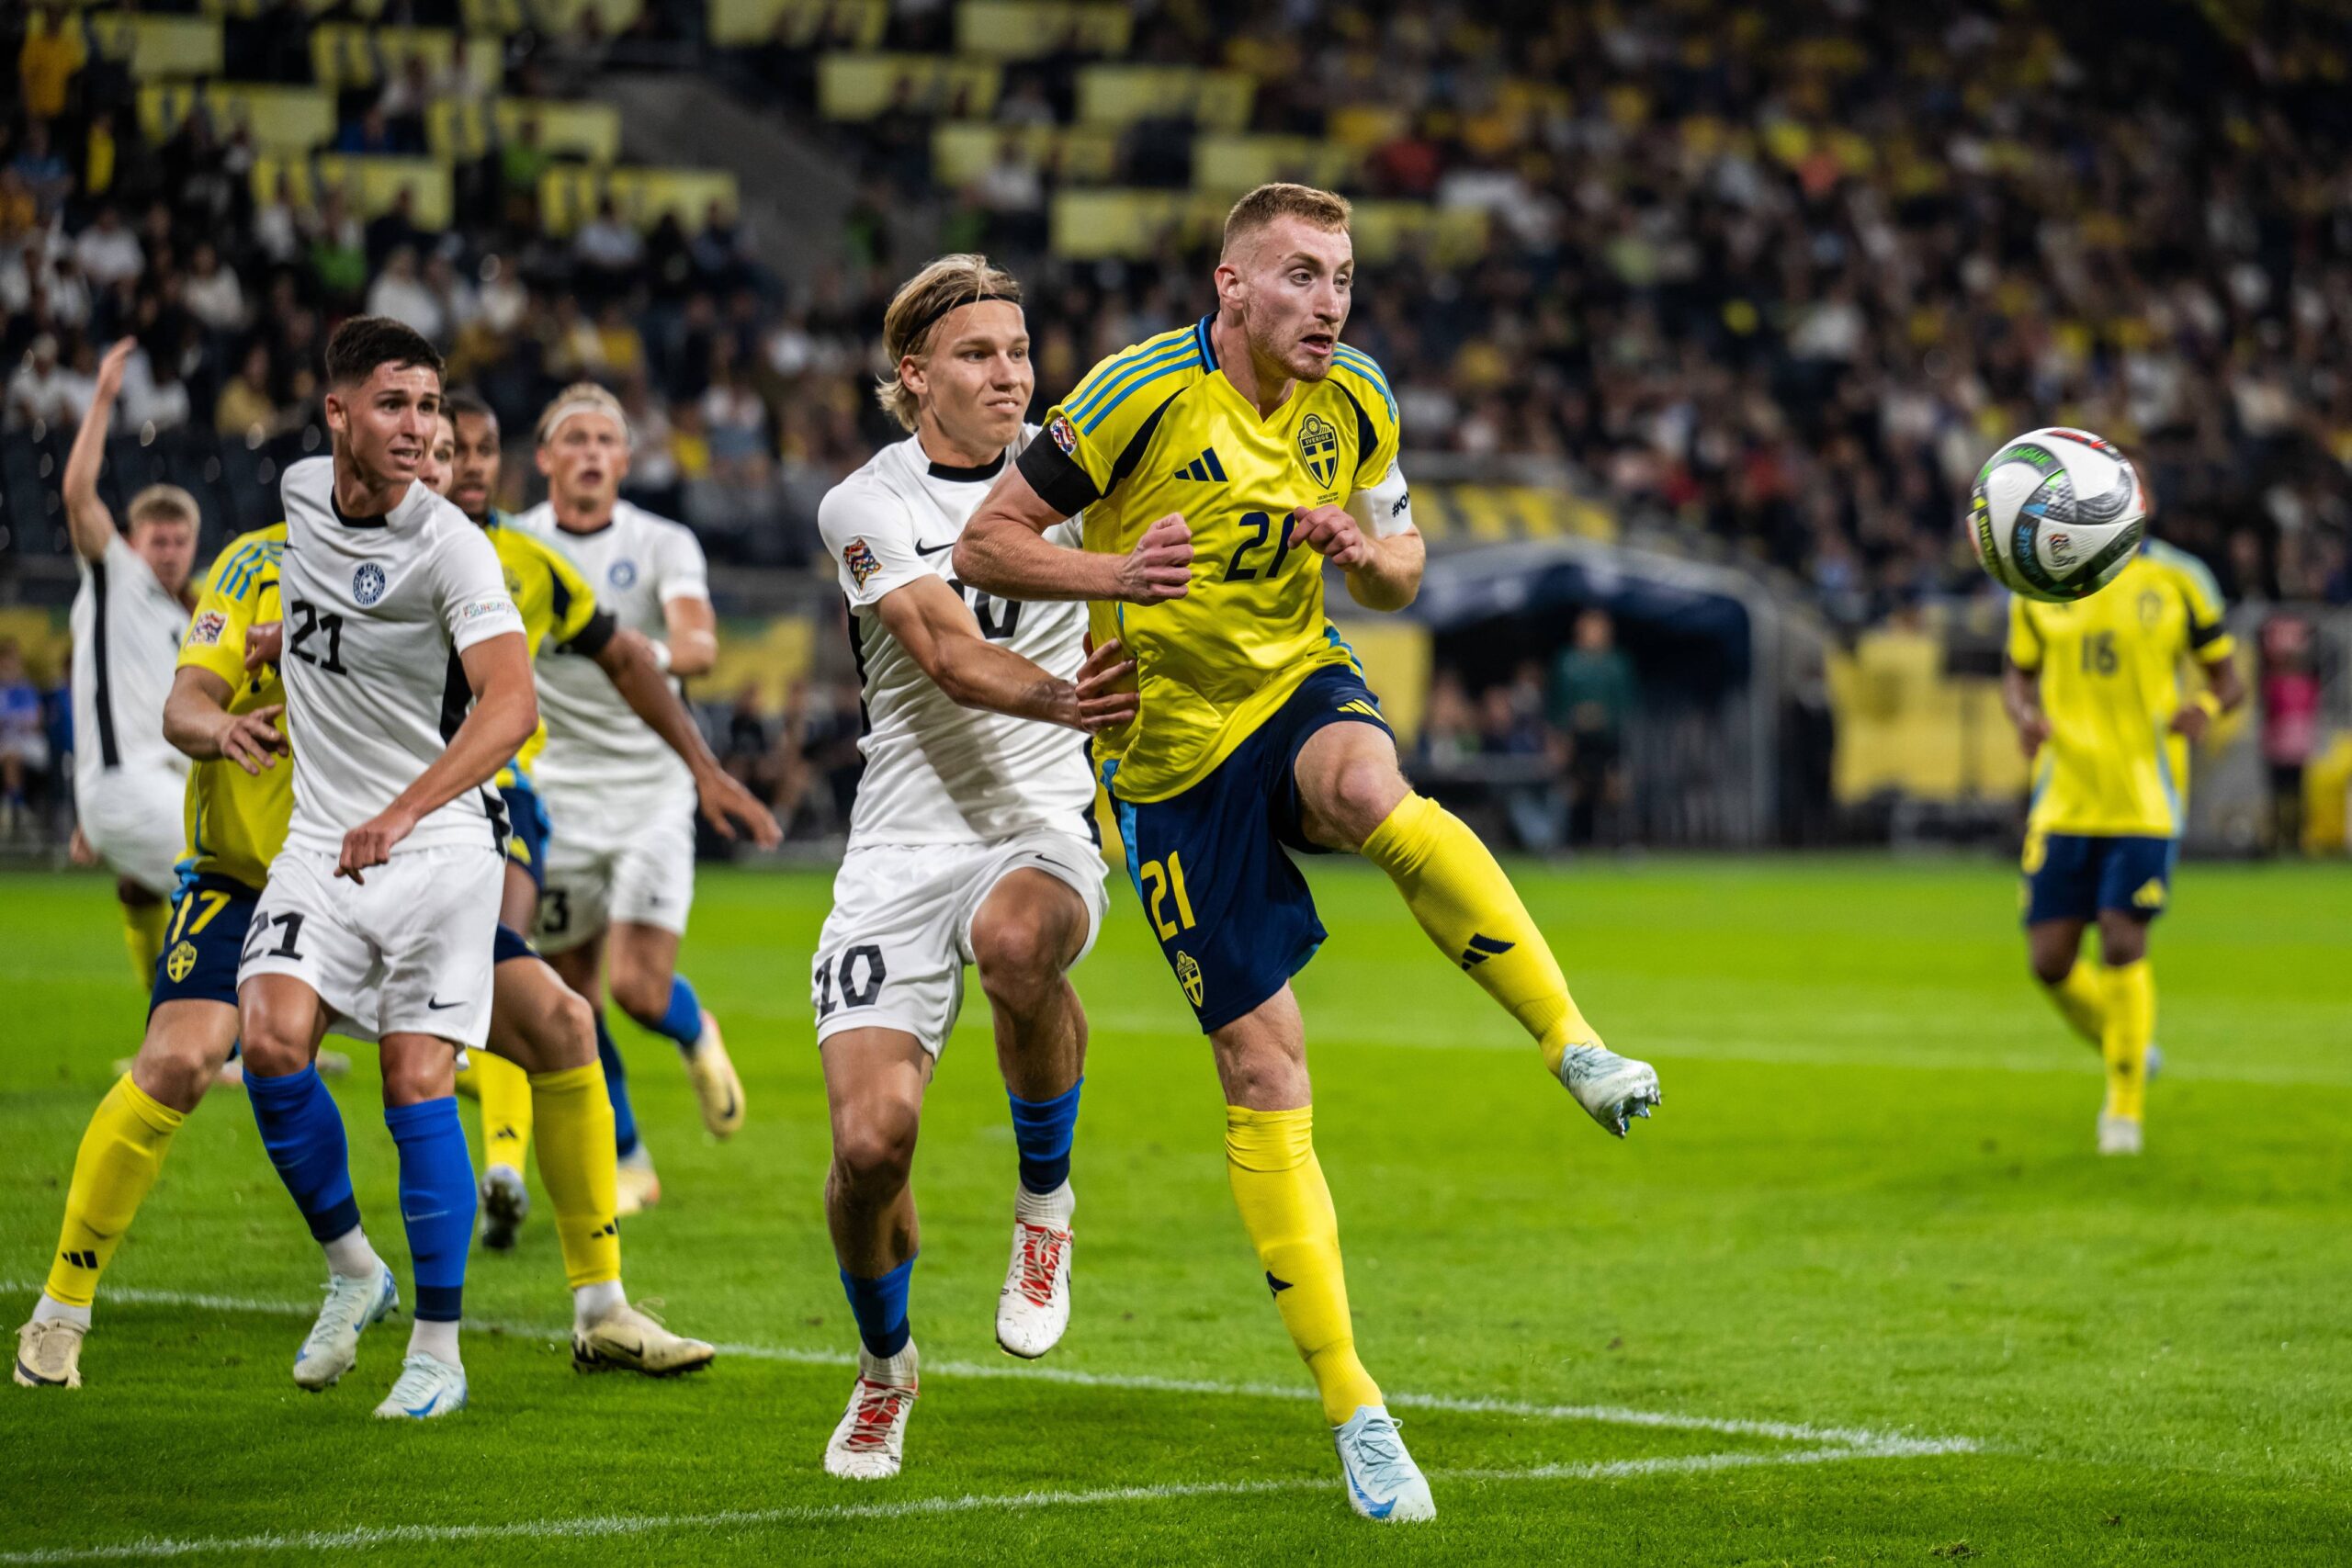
xmin=535 ymin=444 xmax=554 ymax=479
xmin=322 ymin=389 xmax=345 ymax=438
xmin=899 ymin=354 xmax=926 ymax=401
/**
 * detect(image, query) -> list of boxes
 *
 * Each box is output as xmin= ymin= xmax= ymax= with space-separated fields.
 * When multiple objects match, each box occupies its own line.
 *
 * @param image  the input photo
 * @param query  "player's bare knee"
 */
xmin=2030 ymin=951 xmax=2075 ymax=987
xmin=238 ymin=1006 xmax=310 ymax=1078
xmin=131 ymin=1030 xmax=225 ymax=1111
xmin=974 ymin=914 xmax=1067 ymax=1015
xmin=2098 ymin=917 xmax=2148 ymax=968
xmin=832 ymin=1110 xmax=918 ymax=1198
xmin=548 ymin=987 xmax=597 ymax=1069
xmin=610 ymin=967 xmax=670 ymax=1028
xmin=379 ymin=1042 xmax=456 ymax=1107
xmin=1323 ymin=757 xmax=1408 ymax=849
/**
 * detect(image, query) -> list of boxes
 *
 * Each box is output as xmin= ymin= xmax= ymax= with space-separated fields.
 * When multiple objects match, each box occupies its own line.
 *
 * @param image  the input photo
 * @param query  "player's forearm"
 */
xmin=1344 ymin=531 xmax=1424 ymax=612
xmin=62 ymin=389 xmax=118 ymax=561
xmin=955 ymin=515 xmax=1121 ymax=604
xmin=381 ymin=681 xmax=538 ymax=828
xmin=2001 ymin=664 xmax=2042 ymax=728
xmin=660 ymin=602 xmax=718 ymax=677
xmin=2203 ymin=656 xmax=2248 ymax=715
xmin=163 ymin=671 xmax=234 ymax=760
xmin=931 ymin=638 xmax=1085 ymax=728
xmin=599 ymin=630 xmax=724 ymax=775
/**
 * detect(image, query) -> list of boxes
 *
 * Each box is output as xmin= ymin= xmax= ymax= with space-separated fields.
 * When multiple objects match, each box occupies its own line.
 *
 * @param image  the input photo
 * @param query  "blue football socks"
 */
xmin=594 ymin=1010 xmax=640 ymax=1159
xmin=840 ymin=1256 xmax=915 ymax=1359
xmin=384 ymin=1098 xmax=476 ymax=1324
xmin=247 ymin=1064 xmax=362 ymax=1246
xmin=1008 ymin=1078 xmax=1083 ymax=1194
xmin=651 ymin=975 xmax=704 ymax=1053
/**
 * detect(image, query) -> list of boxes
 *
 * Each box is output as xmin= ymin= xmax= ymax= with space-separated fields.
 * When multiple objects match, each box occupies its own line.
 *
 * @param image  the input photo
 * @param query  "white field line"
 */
xmin=5 ymin=1280 xmax=1973 ymax=1456
xmin=0 ymin=1442 xmax=1978 ymax=1565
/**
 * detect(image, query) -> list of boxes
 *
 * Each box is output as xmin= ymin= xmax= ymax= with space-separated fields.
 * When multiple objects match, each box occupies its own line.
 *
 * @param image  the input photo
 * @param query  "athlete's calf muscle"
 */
xmin=131 ymin=1000 xmax=242 ymax=1114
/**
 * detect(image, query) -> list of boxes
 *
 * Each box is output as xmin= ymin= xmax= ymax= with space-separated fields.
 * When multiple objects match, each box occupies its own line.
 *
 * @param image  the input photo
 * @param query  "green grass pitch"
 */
xmin=3 ymin=856 xmax=2348 ymax=1564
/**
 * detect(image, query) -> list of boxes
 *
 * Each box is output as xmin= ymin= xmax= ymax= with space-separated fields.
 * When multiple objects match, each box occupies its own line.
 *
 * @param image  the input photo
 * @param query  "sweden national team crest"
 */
xmin=164 ymin=942 xmax=198 ymax=983
xmin=352 ymin=562 xmax=387 ymax=606
xmin=1175 ymin=949 xmax=1204 ymax=1007
xmin=1296 ymin=413 xmax=1340 ymax=489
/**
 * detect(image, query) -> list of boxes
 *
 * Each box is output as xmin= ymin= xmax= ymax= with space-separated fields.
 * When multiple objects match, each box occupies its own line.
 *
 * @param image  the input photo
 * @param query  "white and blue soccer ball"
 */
xmin=1969 ymin=427 xmax=2148 ymax=603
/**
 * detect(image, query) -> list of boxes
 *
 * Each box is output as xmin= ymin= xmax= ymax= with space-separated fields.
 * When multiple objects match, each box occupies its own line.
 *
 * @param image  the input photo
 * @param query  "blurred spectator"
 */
xmin=72 ymin=205 xmax=142 ymax=291
xmin=181 ymin=242 xmax=247 ymax=333
xmin=2259 ymin=614 xmax=2323 ymax=856
xmin=368 ymin=246 xmax=447 ymax=344
xmin=215 ymin=343 xmax=282 ymax=442
xmin=9 ymin=122 xmax=73 ymax=220
xmin=18 ymin=6 xmax=85 ymax=126
xmin=0 ymin=638 xmax=48 ymax=837
xmin=1481 ymin=669 xmax=1565 ymax=852
xmin=6 ymin=335 xmax=77 ymax=431
xmin=574 ymin=198 xmax=645 ymax=297
xmin=1549 ymin=610 xmax=1635 ymax=849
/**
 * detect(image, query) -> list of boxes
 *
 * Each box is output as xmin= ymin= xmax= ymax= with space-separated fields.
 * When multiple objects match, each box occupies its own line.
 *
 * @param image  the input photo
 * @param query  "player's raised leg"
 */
xmin=485 ymin=931 xmax=714 ymax=1373
xmin=820 ymin=1030 xmax=928 ymax=1479
xmin=1298 ymin=720 xmax=1659 ymax=1133
xmin=973 ymin=868 xmax=1092 ymax=1359
xmin=17 ymin=998 xmax=238 ymax=1389
xmin=1213 ymin=990 xmax=1433 ymax=1522
xmin=606 ymin=919 xmax=743 ymax=1140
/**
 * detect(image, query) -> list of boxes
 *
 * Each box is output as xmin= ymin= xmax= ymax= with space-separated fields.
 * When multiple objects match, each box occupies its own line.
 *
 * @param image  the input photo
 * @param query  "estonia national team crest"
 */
xmin=1296 ymin=413 xmax=1340 ymax=489
xmin=352 ymin=562 xmax=387 ymax=606
xmin=608 ymin=559 xmax=639 ymax=589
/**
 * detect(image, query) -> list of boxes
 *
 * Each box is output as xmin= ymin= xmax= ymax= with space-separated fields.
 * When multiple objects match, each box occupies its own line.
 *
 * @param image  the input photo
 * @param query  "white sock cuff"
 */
xmin=407 ymin=1316 xmax=461 ymax=1368
xmin=33 ymin=1293 xmax=92 ymax=1329
xmin=858 ymin=1338 xmax=920 ymax=1387
xmin=1015 ymin=1179 xmax=1075 ymax=1228
xmin=572 ymin=1279 xmax=627 ymax=1328
xmin=322 ymin=1226 xmax=380 ymax=1282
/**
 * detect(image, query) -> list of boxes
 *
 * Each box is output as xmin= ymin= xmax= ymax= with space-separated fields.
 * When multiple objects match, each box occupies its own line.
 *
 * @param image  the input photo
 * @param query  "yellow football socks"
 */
xmin=457 ymin=1053 xmax=536 ymax=1177
xmin=1360 ymin=792 xmax=1596 ymax=1073
xmin=45 ymin=1075 xmax=184 ymax=1308
xmin=122 ymin=900 xmax=168 ymax=987
xmin=2043 ymin=961 xmax=2108 ymax=1050
xmin=1225 ymin=1105 xmax=1383 ymax=1426
xmin=529 ymin=1063 xmax=621 ymax=1289
xmin=2100 ymin=960 xmax=2155 ymax=1122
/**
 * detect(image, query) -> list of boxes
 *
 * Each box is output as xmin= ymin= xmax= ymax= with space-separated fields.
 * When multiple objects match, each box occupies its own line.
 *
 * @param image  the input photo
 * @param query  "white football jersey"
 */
xmin=511 ymin=499 xmax=708 ymax=802
xmin=817 ymin=428 xmax=1095 ymax=848
xmin=70 ymin=533 xmax=193 ymax=793
xmin=276 ymin=457 xmax=524 ymax=857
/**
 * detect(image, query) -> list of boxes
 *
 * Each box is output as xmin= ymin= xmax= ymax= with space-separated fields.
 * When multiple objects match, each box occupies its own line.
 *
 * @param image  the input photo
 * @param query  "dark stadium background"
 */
xmin=3 ymin=0 xmax=2348 ymax=860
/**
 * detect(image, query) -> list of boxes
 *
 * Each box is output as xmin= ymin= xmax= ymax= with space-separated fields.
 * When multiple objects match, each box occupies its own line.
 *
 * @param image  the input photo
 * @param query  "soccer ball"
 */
xmin=1968 ymin=427 xmax=2148 ymax=602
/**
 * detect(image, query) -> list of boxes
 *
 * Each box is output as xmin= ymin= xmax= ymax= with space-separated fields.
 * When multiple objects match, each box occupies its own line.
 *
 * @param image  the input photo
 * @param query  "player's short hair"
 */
xmin=535 ymin=381 xmax=629 ymax=448
xmin=323 ymin=315 xmax=444 ymax=389
xmin=443 ymin=389 xmax=496 ymax=427
xmin=1221 ymin=183 xmax=1352 ymax=259
xmin=876 ymin=254 xmax=1023 ymax=432
xmin=125 ymin=484 xmax=198 ymax=532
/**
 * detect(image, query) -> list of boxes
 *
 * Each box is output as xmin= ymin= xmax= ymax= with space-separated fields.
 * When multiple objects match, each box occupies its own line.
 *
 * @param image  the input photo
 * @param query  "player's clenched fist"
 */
xmin=335 ymin=805 xmax=417 ymax=884
xmin=217 ymin=703 xmax=288 ymax=775
xmin=1290 ymin=505 xmax=1372 ymax=570
xmin=1115 ymin=514 xmax=1193 ymax=603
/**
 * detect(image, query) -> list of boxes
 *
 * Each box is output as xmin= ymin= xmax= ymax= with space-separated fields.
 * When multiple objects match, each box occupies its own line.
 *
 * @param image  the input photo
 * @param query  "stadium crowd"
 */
xmin=4 ymin=0 xmax=2348 ymax=851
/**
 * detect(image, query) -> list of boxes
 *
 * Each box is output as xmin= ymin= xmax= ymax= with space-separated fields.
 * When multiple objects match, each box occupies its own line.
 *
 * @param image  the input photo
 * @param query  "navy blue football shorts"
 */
xmin=1105 ymin=663 xmax=1394 ymax=1034
xmin=151 ymin=873 xmax=262 ymax=1014
xmin=2022 ymin=830 xmax=2177 ymax=925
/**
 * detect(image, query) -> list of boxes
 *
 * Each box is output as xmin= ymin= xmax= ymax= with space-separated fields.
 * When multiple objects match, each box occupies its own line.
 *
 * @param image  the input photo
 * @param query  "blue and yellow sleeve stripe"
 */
xmin=1065 ymin=327 xmax=1203 ymax=437
xmin=1330 ymin=344 xmax=1398 ymax=427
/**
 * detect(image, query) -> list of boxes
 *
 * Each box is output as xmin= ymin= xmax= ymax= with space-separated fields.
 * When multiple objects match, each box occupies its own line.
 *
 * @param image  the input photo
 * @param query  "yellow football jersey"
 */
xmin=484 ymin=515 xmax=611 ymax=783
xmin=1020 ymin=316 xmax=1402 ymax=802
xmin=2007 ymin=542 xmax=2235 ymax=839
xmin=175 ymin=525 xmax=289 ymax=891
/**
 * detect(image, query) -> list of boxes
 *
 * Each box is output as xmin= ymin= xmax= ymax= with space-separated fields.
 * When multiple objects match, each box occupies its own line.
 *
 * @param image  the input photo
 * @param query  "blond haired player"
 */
xmin=2004 ymin=537 xmax=2245 ymax=1155
xmin=513 ymin=385 xmax=741 ymax=1209
xmin=808 ymin=255 xmax=1135 ymax=1480
xmin=959 ymin=184 xmax=1660 ymax=1520
xmin=63 ymin=337 xmax=198 ymax=982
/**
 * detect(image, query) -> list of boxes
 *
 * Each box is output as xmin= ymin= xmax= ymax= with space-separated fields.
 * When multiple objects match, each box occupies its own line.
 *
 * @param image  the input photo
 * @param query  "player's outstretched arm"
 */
xmin=336 ymin=631 xmax=537 ymax=883
xmin=2002 ymin=657 xmax=2050 ymax=758
xmin=877 ymin=575 xmax=1137 ymax=734
xmin=590 ymin=626 xmax=781 ymax=847
xmin=2172 ymin=649 xmax=2249 ymax=743
xmin=957 ymin=463 xmax=1193 ymax=604
xmin=62 ymin=337 xmax=136 ymax=564
xmin=163 ymin=666 xmax=286 ymax=774
xmin=659 ymin=593 xmax=718 ymax=678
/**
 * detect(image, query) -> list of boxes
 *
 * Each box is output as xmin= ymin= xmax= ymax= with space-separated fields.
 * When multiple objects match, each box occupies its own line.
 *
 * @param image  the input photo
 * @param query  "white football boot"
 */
xmin=571 ymin=1301 xmax=716 ymax=1376
xmin=995 ymin=1183 xmax=1073 ymax=1359
xmin=372 ymin=1352 xmax=467 ymax=1419
xmin=1332 ymin=1405 xmax=1436 ymax=1522
xmin=683 ymin=1010 xmax=745 ymax=1139
xmin=14 ymin=1317 xmax=85 ymax=1389
xmin=2098 ymin=1112 xmax=2143 ymax=1156
xmin=292 ymin=1266 xmax=399 ymax=1391
xmin=823 ymin=1341 xmax=919 ymax=1480
xmin=1555 ymin=1043 xmax=1662 ymax=1136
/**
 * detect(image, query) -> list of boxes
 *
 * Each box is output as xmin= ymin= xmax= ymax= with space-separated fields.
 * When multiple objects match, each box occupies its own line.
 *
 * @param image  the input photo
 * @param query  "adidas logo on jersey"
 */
xmin=1170 ymin=447 xmax=1227 ymax=482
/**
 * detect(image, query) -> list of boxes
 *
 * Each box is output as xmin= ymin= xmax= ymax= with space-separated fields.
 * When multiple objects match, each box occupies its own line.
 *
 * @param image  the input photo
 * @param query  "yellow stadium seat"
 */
xmin=87 ymin=14 xmax=223 ymax=78
xmin=1192 ymin=134 xmax=1359 ymax=196
xmin=955 ymin=1 xmax=1131 ymax=59
xmin=931 ymin=122 xmax=1117 ymax=186
xmin=140 ymin=84 xmax=334 ymax=154
xmin=250 ymin=153 xmax=454 ymax=230
xmin=538 ymin=167 xmax=741 ymax=234
xmin=818 ymin=54 xmax=1003 ymax=119
xmin=707 ymin=0 xmax=888 ymax=49
xmin=1074 ymin=65 xmax=1253 ymax=130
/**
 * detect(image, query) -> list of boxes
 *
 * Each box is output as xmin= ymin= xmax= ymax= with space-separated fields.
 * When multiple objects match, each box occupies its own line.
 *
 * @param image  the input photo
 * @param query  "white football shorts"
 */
xmin=812 ymin=829 xmax=1109 ymax=1058
xmin=76 ymin=765 xmax=187 ymax=898
xmin=532 ymin=784 xmax=696 ymax=953
xmin=239 ymin=842 xmax=503 ymax=1048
